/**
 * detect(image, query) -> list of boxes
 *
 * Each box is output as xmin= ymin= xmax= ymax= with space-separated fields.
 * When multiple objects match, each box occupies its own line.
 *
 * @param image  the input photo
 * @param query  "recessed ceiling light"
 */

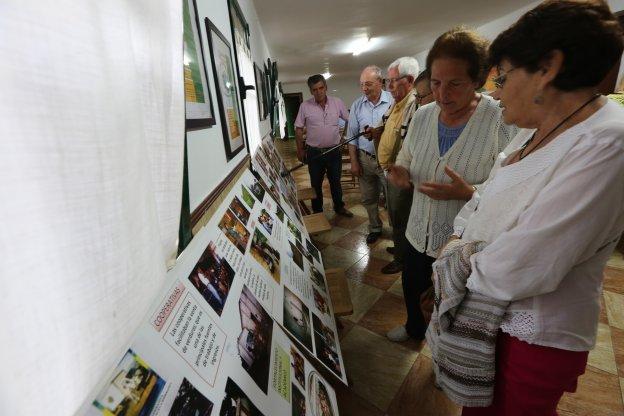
xmin=351 ymin=37 xmax=376 ymax=56
xmin=322 ymin=71 xmax=332 ymax=80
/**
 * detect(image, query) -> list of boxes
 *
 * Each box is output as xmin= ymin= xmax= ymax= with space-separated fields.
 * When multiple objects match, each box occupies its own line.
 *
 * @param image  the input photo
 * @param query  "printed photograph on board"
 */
xmin=291 ymin=384 xmax=306 ymax=416
xmin=237 ymin=286 xmax=274 ymax=394
xmin=288 ymin=241 xmax=304 ymax=272
xmin=283 ymin=287 xmax=313 ymax=351
xmin=312 ymin=314 xmax=342 ymax=378
xmin=168 ymin=378 xmax=213 ymax=416
xmin=229 ymin=196 xmax=251 ymax=225
xmin=307 ymin=371 xmax=337 ymax=416
xmin=313 ymin=288 xmax=330 ymax=316
xmin=286 ymin=219 xmax=302 ymax=243
xmin=257 ymin=209 xmax=274 ymax=235
xmin=91 ymin=349 xmax=166 ymax=416
xmin=250 ymin=228 xmax=281 ymax=283
xmin=310 ymin=264 xmax=327 ymax=294
xmin=296 ymin=239 xmax=313 ymax=264
xmin=306 ymin=239 xmax=321 ymax=263
xmin=275 ymin=204 xmax=285 ymax=223
xmin=218 ymin=209 xmax=250 ymax=254
xmin=249 ymin=177 xmax=266 ymax=202
xmin=241 ymin=186 xmax=256 ymax=209
xmin=219 ymin=378 xmax=265 ymax=416
xmin=290 ymin=346 xmax=305 ymax=390
xmin=187 ymin=241 xmax=234 ymax=316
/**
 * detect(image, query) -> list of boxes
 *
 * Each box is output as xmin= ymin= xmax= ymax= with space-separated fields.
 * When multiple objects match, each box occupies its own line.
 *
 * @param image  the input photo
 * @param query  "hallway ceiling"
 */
xmin=253 ymin=0 xmax=538 ymax=84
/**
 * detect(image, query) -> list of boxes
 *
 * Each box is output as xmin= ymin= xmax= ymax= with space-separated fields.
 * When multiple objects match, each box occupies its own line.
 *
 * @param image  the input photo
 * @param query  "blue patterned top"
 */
xmin=438 ymin=120 xmax=466 ymax=156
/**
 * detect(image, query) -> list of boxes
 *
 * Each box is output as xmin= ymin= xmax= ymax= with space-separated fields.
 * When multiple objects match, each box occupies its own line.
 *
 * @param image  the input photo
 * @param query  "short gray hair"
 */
xmin=362 ymin=65 xmax=383 ymax=81
xmin=388 ymin=57 xmax=420 ymax=78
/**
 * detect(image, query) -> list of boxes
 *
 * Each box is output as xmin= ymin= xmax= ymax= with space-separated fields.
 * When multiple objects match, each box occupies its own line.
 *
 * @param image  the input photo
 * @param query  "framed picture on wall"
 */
xmin=183 ymin=0 xmax=215 ymax=130
xmin=205 ymin=18 xmax=245 ymax=160
xmin=254 ymin=63 xmax=267 ymax=120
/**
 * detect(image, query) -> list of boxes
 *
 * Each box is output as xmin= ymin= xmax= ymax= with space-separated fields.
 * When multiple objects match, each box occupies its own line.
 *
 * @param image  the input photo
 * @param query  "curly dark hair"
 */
xmin=426 ymin=27 xmax=490 ymax=88
xmin=489 ymin=0 xmax=623 ymax=91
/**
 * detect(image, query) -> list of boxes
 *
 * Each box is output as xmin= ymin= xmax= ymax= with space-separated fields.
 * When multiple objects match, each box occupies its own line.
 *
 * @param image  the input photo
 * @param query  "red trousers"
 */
xmin=462 ymin=332 xmax=588 ymax=416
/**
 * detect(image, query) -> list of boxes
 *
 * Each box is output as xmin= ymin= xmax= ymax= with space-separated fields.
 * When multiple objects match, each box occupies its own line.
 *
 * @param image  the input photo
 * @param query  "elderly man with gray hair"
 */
xmin=367 ymin=56 xmax=420 ymax=281
xmin=347 ymin=65 xmax=394 ymax=244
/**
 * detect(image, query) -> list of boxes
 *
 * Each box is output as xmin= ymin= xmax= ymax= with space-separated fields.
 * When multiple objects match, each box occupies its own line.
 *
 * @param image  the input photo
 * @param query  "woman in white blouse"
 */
xmin=385 ymin=28 xmax=516 ymax=342
xmin=450 ymin=1 xmax=624 ymax=414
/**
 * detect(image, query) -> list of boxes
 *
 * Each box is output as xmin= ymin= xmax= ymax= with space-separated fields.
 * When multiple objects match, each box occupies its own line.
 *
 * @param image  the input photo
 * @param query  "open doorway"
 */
xmin=283 ymin=92 xmax=303 ymax=139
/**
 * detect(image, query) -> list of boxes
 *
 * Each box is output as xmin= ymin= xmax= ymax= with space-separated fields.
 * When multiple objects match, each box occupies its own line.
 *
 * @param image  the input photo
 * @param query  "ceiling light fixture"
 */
xmin=351 ymin=37 xmax=374 ymax=56
xmin=322 ymin=71 xmax=332 ymax=80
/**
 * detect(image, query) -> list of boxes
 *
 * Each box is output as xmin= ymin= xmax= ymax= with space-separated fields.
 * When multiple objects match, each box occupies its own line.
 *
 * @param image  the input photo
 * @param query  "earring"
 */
xmin=533 ymin=94 xmax=544 ymax=104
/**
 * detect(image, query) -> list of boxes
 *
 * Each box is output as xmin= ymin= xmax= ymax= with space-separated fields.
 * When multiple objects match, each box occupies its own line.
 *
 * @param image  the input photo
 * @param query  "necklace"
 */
xmin=519 ymin=94 xmax=601 ymax=160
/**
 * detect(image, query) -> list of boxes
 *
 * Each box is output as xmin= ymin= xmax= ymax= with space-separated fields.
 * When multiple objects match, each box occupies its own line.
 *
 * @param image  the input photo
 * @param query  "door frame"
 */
xmin=283 ymin=92 xmax=303 ymax=139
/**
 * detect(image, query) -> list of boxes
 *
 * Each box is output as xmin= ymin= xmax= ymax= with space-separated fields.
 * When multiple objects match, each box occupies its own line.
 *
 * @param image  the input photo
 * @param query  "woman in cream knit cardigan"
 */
xmin=385 ymin=27 xmax=516 ymax=343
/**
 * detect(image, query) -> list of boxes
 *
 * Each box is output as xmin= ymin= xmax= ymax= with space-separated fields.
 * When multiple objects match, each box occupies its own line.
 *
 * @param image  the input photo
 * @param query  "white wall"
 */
xmin=283 ymin=75 xmax=363 ymax=108
xmin=414 ymin=0 xmax=624 ymax=86
xmin=284 ymin=0 xmax=624 ymax=109
xmin=188 ymin=0 xmax=273 ymax=212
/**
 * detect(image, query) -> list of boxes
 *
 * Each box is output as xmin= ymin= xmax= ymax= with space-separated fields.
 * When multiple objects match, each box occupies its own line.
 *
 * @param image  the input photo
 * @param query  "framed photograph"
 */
xmin=254 ymin=63 xmax=267 ymax=121
xmin=205 ymin=18 xmax=245 ymax=161
xmin=183 ymin=0 xmax=215 ymax=129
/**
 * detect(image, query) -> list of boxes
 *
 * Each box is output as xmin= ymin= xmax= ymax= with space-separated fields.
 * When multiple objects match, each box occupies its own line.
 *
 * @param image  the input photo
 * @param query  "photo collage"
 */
xmin=86 ymin=147 xmax=343 ymax=415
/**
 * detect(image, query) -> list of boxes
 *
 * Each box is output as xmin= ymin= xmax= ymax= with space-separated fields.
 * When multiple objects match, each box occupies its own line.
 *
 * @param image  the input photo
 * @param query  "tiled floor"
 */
xmin=275 ymin=138 xmax=624 ymax=416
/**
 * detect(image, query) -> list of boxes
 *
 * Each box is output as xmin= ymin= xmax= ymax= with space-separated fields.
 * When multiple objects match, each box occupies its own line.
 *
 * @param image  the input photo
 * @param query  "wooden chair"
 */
xmin=325 ymin=268 xmax=353 ymax=317
xmin=297 ymin=186 xmax=316 ymax=215
xmin=303 ymin=212 xmax=331 ymax=234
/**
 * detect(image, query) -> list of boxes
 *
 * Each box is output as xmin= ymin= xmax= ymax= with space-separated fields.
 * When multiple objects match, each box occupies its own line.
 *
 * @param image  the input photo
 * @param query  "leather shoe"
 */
xmin=386 ymin=246 xmax=395 ymax=255
xmin=335 ymin=207 xmax=354 ymax=218
xmin=366 ymin=232 xmax=381 ymax=244
xmin=381 ymin=259 xmax=403 ymax=274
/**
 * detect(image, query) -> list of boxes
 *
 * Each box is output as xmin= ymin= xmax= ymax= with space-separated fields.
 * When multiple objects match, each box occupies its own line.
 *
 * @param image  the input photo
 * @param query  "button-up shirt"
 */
xmin=347 ymin=90 xmax=393 ymax=154
xmin=294 ymin=96 xmax=349 ymax=148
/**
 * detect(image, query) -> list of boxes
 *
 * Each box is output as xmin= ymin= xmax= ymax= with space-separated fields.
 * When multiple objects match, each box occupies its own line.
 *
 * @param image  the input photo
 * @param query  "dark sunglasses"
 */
xmin=492 ymin=67 xmax=516 ymax=89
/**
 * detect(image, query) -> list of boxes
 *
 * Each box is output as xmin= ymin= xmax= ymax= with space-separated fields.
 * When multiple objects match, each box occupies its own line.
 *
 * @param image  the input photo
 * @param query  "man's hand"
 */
xmin=350 ymin=159 xmax=362 ymax=177
xmin=297 ymin=147 xmax=306 ymax=163
xmin=387 ymin=164 xmax=412 ymax=189
xmin=363 ymin=126 xmax=383 ymax=142
xmin=418 ymin=166 xmax=474 ymax=201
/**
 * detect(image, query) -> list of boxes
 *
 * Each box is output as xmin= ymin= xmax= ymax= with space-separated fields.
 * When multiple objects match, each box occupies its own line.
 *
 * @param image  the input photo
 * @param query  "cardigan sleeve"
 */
xmin=466 ymin=130 xmax=624 ymax=301
xmin=453 ymin=188 xmax=480 ymax=237
xmin=497 ymin=120 xmax=518 ymax=152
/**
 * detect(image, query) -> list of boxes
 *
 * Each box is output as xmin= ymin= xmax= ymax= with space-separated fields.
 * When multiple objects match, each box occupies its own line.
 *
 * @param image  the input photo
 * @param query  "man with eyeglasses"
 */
xmin=295 ymin=74 xmax=353 ymax=217
xmin=366 ymin=57 xmax=420 ymax=274
xmin=346 ymin=66 xmax=394 ymax=244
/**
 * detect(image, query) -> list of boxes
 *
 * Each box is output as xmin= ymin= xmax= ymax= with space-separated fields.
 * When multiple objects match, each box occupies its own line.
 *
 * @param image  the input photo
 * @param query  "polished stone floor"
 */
xmin=275 ymin=138 xmax=624 ymax=416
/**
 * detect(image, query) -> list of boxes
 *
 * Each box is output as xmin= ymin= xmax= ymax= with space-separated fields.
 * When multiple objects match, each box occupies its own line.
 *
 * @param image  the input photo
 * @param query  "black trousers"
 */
xmin=306 ymin=146 xmax=344 ymax=213
xmin=402 ymin=242 xmax=436 ymax=339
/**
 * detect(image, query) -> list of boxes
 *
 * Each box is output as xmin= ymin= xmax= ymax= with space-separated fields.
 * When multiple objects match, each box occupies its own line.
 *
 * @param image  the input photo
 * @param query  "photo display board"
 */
xmin=85 ymin=139 xmax=346 ymax=416
xmin=251 ymin=136 xmax=304 ymax=230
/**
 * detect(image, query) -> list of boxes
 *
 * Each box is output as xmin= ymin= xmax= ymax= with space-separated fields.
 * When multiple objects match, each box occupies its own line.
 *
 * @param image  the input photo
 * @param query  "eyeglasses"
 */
xmin=384 ymin=75 xmax=408 ymax=87
xmin=492 ymin=67 xmax=516 ymax=89
xmin=359 ymin=81 xmax=380 ymax=88
xmin=416 ymin=91 xmax=432 ymax=102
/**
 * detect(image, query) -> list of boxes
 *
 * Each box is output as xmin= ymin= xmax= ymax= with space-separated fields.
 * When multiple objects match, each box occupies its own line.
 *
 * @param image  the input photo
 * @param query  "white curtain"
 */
xmin=0 ymin=1 xmax=184 ymax=415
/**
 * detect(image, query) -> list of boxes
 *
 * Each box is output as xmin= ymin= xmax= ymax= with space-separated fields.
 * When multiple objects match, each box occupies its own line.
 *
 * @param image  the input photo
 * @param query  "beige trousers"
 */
xmin=358 ymin=149 xmax=386 ymax=233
